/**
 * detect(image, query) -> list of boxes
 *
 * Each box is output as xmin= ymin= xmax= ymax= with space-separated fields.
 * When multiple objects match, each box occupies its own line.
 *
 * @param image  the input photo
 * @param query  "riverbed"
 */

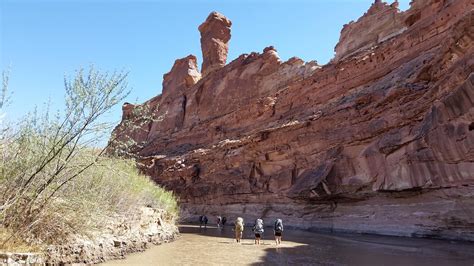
xmin=103 ymin=224 xmax=474 ymax=265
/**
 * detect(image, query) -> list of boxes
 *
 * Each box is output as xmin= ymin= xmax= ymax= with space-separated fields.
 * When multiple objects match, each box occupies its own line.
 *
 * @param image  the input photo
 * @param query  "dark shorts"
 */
xmin=255 ymin=233 xmax=261 ymax=238
xmin=275 ymin=232 xmax=282 ymax=237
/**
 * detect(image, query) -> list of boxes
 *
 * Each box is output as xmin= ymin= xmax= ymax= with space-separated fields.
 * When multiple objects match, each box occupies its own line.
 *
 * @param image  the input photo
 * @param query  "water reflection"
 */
xmin=103 ymin=225 xmax=474 ymax=266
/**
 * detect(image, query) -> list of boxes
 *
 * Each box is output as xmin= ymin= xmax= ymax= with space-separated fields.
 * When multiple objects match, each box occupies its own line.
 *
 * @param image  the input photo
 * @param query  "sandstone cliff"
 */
xmin=110 ymin=1 xmax=474 ymax=240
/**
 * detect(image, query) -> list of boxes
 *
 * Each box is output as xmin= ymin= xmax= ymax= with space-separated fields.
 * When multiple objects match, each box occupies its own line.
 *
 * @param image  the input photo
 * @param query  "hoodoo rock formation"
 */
xmin=198 ymin=11 xmax=232 ymax=76
xmin=110 ymin=0 xmax=474 ymax=240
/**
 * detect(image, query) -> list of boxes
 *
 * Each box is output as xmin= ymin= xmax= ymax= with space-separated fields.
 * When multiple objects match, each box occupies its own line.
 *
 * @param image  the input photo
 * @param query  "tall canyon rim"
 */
xmin=109 ymin=0 xmax=474 ymax=241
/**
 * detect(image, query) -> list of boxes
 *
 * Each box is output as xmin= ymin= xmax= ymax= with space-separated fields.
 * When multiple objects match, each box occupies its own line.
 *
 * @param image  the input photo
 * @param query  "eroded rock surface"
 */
xmin=110 ymin=1 xmax=474 ymax=240
xmin=199 ymin=12 xmax=232 ymax=76
xmin=45 ymin=207 xmax=178 ymax=264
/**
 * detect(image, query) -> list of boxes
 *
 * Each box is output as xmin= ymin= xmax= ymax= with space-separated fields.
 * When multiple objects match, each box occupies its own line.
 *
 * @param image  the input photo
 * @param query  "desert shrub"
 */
xmin=0 ymin=68 xmax=178 ymax=249
xmin=0 ymin=152 xmax=178 ymax=246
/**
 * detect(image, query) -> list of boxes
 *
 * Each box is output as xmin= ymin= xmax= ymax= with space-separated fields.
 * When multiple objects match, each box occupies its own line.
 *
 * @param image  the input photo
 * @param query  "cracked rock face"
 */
xmin=110 ymin=1 xmax=474 ymax=240
xmin=163 ymin=55 xmax=201 ymax=98
xmin=334 ymin=0 xmax=405 ymax=62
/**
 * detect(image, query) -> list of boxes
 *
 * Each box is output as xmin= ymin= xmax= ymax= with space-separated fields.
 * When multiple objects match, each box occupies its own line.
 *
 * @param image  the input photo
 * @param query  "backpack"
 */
xmin=274 ymin=219 xmax=283 ymax=233
xmin=254 ymin=219 xmax=264 ymax=233
xmin=235 ymin=217 xmax=244 ymax=232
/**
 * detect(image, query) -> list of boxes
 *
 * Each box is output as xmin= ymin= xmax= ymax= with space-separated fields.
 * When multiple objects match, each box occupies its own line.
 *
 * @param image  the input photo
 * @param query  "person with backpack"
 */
xmin=217 ymin=216 xmax=222 ymax=228
xmin=200 ymin=215 xmax=208 ymax=228
xmin=252 ymin=218 xmax=264 ymax=245
xmin=234 ymin=217 xmax=244 ymax=243
xmin=274 ymin=219 xmax=283 ymax=245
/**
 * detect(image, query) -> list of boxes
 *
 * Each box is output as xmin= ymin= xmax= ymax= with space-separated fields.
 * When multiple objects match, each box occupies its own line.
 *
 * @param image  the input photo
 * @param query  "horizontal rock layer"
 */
xmin=110 ymin=0 xmax=474 ymax=240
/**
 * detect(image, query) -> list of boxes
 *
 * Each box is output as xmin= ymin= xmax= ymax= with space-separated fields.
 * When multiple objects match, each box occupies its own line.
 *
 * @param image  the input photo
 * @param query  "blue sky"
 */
xmin=0 ymin=0 xmax=410 ymax=129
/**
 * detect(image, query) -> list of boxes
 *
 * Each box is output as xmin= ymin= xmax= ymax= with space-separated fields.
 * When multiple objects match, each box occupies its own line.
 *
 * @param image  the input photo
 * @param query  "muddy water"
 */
xmin=104 ymin=225 xmax=474 ymax=266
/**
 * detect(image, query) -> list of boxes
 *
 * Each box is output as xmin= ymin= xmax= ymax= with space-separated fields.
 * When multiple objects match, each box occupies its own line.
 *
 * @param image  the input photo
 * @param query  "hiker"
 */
xmin=199 ymin=215 xmax=208 ymax=228
xmin=217 ymin=215 xmax=222 ymax=228
xmin=274 ymin=219 xmax=283 ymax=245
xmin=203 ymin=215 xmax=208 ymax=228
xmin=222 ymin=216 xmax=227 ymax=226
xmin=234 ymin=217 xmax=244 ymax=243
xmin=252 ymin=218 xmax=264 ymax=245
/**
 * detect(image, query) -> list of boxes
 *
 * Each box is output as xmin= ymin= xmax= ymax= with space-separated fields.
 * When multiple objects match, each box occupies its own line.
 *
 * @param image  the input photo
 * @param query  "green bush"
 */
xmin=1 ymin=150 xmax=179 ymax=247
xmin=5 ymin=153 xmax=179 ymax=246
xmin=0 ymin=67 xmax=178 ymax=249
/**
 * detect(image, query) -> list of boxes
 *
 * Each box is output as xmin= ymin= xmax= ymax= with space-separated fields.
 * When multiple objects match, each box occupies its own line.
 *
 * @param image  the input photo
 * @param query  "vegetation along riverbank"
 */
xmin=0 ymin=68 xmax=179 ymax=264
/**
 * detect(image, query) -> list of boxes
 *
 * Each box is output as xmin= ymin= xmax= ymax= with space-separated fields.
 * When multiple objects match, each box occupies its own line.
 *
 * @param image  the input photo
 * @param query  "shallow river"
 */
xmin=104 ymin=225 xmax=474 ymax=266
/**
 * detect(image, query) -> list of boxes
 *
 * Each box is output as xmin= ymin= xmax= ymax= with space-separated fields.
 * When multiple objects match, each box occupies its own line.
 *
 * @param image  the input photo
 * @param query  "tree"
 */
xmin=0 ymin=66 xmax=131 ymax=245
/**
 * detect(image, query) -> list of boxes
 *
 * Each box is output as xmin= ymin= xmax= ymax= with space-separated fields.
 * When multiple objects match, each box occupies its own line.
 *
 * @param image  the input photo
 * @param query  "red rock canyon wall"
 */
xmin=110 ymin=0 xmax=474 ymax=240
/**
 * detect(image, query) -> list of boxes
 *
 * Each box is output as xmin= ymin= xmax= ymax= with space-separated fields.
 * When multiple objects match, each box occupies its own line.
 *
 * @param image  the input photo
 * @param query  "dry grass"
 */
xmin=0 ymin=154 xmax=179 ymax=249
xmin=0 ymin=228 xmax=43 ymax=253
